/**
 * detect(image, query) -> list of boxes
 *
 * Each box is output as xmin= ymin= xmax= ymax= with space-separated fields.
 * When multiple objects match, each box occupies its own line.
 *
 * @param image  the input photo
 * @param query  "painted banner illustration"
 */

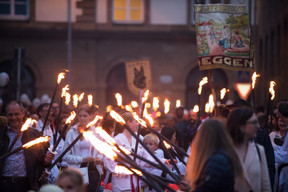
xmin=195 ymin=4 xmax=255 ymax=71
xmin=125 ymin=59 xmax=152 ymax=95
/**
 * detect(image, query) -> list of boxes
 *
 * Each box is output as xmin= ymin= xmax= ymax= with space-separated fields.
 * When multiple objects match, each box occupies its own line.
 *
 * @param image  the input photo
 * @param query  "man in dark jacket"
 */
xmin=0 ymin=101 xmax=51 ymax=192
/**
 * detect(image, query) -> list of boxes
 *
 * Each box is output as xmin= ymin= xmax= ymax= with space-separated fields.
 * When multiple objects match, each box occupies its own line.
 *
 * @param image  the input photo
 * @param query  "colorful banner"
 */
xmin=195 ymin=4 xmax=255 ymax=71
xmin=125 ymin=59 xmax=152 ymax=95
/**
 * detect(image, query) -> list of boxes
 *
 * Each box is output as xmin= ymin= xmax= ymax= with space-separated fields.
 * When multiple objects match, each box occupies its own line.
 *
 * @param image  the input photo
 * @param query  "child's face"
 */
xmin=144 ymin=140 xmax=158 ymax=152
xmin=58 ymin=177 xmax=82 ymax=192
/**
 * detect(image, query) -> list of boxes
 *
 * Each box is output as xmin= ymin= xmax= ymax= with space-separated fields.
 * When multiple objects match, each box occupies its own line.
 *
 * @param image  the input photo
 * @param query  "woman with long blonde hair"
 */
xmin=185 ymin=119 xmax=242 ymax=191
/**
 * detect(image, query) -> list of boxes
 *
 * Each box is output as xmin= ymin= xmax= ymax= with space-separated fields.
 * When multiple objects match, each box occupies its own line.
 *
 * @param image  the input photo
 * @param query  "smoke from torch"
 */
xmin=198 ymin=77 xmax=208 ymax=95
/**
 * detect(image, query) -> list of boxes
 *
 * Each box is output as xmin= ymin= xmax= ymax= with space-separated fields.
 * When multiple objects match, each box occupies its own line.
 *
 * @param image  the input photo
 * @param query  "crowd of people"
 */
xmin=0 ymin=96 xmax=288 ymax=192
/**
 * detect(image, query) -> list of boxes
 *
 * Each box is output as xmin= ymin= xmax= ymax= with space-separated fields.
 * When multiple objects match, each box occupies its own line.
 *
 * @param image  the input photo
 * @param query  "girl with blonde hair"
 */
xmin=185 ymin=119 xmax=242 ymax=191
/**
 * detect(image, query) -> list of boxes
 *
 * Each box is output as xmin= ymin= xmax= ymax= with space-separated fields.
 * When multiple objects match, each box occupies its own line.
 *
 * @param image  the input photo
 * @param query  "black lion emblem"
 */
xmin=133 ymin=66 xmax=146 ymax=89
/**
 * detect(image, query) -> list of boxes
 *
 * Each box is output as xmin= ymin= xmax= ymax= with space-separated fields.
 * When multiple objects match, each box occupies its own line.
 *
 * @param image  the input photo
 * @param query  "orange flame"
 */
xmin=57 ymin=73 xmax=65 ymax=84
xmin=125 ymin=105 xmax=133 ymax=113
xmin=110 ymin=110 xmax=126 ymax=125
xmin=21 ymin=118 xmax=37 ymax=132
xmin=208 ymin=94 xmax=214 ymax=113
xmin=114 ymin=165 xmax=143 ymax=176
xmin=252 ymin=72 xmax=261 ymax=89
xmin=65 ymin=111 xmax=76 ymax=124
xmin=88 ymin=94 xmax=93 ymax=106
xmin=142 ymin=90 xmax=150 ymax=103
xmin=144 ymin=114 xmax=154 ymax=127
xmin=132 ymin=113 xmax=147 ymax=127
xmin=79 ymin=93 xmax=85 ymax=102
xmin=220 ymin=88 xmax=229 ymax=100
xmin=131 ymin=101 xmax=138 ymax=108
xmin=73 ymin=94 xmax=78 ymax=108
xmin=198 ymin=77 xmax=208 ymax=95
xmin=22 ymin=136 xmax=50 ymax=148
xmin=106 ymin=105 xmax=113 ymax=112
xmin=269 ymin=81 xmax=276 ymax=100
xmin=193 ymin=105 xmax=199 ymax=113
xmin=205 ymin=103 xmax=210 ymax=113
xmin=95 ymin=126 xmax=116 ymax=145
xmin=61 ymin=85 xmax=69 ymax=97
xmin=86 ymin=115 xmax=103 ymax=128
xmin=163 ymin=140 xmax=171 ymax=149
xmin=176 ymin=100 xmax=181 ymax=108
xmin=115 ymin=93 xmax=122 ymax=106
xmin=83 ymin=131 xmax=117 ymax=160
xmin=153 ymin=97 xmax=159 ymax=112
xmin=164 ymin=99 xmax=170 ymax=114
xmin=65 ymin=92 xmax=71 ymax=105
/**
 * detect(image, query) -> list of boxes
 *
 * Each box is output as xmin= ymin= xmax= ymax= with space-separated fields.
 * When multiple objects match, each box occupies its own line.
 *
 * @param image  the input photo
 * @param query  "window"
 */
xmin=0 ymin=0 xmax=29 ymax=20
xmin=112 ymin=0 xmax=144 ymax=24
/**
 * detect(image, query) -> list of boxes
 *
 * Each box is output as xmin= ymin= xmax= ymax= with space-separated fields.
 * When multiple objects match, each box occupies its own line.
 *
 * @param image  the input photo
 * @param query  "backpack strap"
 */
xmin=255 ymin=143 xmax=261 ymax=162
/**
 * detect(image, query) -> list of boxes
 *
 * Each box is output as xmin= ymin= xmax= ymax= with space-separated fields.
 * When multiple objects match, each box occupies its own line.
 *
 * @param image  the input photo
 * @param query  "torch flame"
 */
xmin=114 ymin=146 xmax=131 ymax=155
xmin=86 ymin=115 xmax=103 ymax=128
xmin=132 ymin=113 xmax=147 ymax=128
xmin=142 ymin=90 xmax=150 ymax=103
xmin=115 ymin=93 xmax=122 ymax=106
xmin=193 ymin=105 xmax=199 ymax=113
xmin=153 ymin=97 xmax=159 ymax=112
xmin=220 ymin=88 xmax=229 ymax=100
xmin=164 ymin=99 xmax=170 ymax=114
xmin=65 ymin=92 xmax=71 ymax=105
xmin=61 ymin=85 xmax=69 ymax=97
xmin=163 ymin=140 xmax=171 ymax=149
xmin=176 ymin=100 xmax=181 ymax=108
xmin=114 ymin=165 xmax=143 ymax=176
xmin=252 ymin=72 xmax=261 ymax=89
xmin=95 ymin=126 xmax=116 ymax=146
xmin=208 ymin=94 xmax=214 ymax=113
xmin=88 ymin=94 xmax=93 ymax=106
xmin=65 ymin=111 xmax=76 ymax=124
xmin=21 ymin=118 xmax=37 ymax=132
xmin=73 ymin=94 xmax=78 ymax=108
xmin=110 ymin=110 xmax=126 ymax=125
xmin=22 ymin=136 xmax=50 ymax=148
xmin=125 ymin=105 xmax=133 ymax=113
xmin=106 ymin=105 xmax=113 ymax=112
xmin=269 ymin=81 xmax=276 ymax=100
xmin=83 ymin=131 xmax=117 ymax=160
xmin=78 ymin=92 xmax=85 ymax=102
xmin=144 ymin=114 xmax=154 ymax=127
xmin=205 ymin=103 xmax=210 ymax=113
xmin=57 ymin=73 xmax=65 ymax=84
xmin=131 ymin=101 xmax=138 ymax=108
xmin=198 ymin=77 xmax=208 ymax=95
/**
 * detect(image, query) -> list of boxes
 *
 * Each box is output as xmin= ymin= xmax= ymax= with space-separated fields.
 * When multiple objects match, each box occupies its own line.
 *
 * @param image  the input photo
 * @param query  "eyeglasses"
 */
xmin=246 ymin=120 xmax=259 ymax=126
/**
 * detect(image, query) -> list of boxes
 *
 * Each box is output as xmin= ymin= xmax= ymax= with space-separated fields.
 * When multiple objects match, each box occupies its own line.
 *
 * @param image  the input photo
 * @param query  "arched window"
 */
xmin=0 ymin=59 xmax=35 ymax=104
xmin=186 ymin=66 xmax=228 ymax=114
xmin=106 ymin=63 xmax=138 ymax=106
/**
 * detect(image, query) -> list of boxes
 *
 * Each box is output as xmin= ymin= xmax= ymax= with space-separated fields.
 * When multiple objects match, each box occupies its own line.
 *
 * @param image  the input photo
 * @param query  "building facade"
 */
xmin=1 ymin=0 xmax=285 ymax=112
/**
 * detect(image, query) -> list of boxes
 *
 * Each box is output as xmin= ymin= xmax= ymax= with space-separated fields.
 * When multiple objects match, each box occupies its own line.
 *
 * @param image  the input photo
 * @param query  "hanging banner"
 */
xmin=125 ymin=59 xmax=152 ymax=95
xmin=195 ymin=4 xmax=255 ymax=71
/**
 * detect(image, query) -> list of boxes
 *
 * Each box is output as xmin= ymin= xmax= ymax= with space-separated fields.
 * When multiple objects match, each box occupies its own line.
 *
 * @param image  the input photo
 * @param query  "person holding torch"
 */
xmin=0 ymin=101 xmax=52 ymax=192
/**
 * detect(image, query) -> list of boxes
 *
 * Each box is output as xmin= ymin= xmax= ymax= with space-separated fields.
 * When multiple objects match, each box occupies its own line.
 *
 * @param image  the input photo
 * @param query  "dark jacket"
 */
xmin=254 ymin=128 xmax=275 ymax=189
xmin=194 ymin=150 xmax=234 ymax=192
xmin=0 ymin=126 xmax=48 ymax=190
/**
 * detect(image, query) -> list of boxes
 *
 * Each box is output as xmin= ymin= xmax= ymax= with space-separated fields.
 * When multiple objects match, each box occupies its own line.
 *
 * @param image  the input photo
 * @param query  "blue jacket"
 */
xmin=194 ymin=150 xmax=235 ymax=192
